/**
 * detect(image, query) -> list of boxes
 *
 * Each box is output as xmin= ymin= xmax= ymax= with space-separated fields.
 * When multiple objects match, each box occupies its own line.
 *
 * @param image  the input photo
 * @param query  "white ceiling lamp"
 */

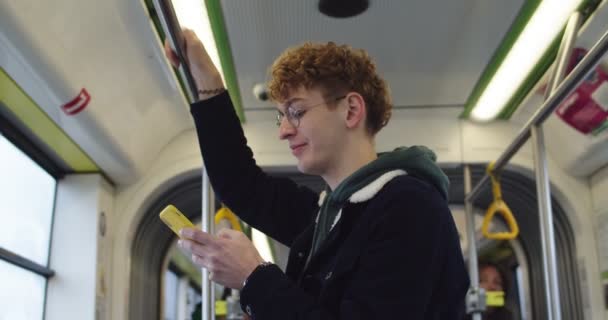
xmin=252 ymin=228 xmax=275 ymax=263
xmin=471 ymin=0 xmax=582 ymax=122
xmin=172 ymin=0 xmax=225 ymax=84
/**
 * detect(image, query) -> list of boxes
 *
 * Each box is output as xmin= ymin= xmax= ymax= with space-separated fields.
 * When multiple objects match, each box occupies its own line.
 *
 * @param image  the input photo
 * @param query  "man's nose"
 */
xmin=278 ymin=117 xmax=296 ymax=140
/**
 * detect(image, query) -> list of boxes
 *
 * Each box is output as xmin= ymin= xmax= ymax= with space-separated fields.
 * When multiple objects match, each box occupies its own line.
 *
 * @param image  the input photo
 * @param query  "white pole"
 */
xmin=464 ymin=165 xmax=482 ymax=320
xmin=201 ymin=171 xmax=215 ymax=320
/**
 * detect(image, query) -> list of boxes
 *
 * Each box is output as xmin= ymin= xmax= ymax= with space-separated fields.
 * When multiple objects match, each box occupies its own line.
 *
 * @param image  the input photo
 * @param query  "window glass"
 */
xmin=163 ymin=270 xmax=179 ymax=320
xmin=0 ymin=134 xmax=56 ymax=265
xmin=0 ymin=259 xmax=45 ymax=320
xmin=187 ymin=285 xmax=201 ymax=320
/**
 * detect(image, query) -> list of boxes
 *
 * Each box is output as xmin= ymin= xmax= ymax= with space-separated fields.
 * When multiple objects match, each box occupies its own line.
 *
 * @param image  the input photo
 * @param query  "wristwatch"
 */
xmin=242 ymin=261 xmax=274 ymax=289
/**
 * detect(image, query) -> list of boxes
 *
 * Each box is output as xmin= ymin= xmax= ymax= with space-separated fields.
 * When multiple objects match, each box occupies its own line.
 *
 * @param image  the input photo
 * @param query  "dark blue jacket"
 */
xmin=190 ymin=92 xmax=469 ymax=319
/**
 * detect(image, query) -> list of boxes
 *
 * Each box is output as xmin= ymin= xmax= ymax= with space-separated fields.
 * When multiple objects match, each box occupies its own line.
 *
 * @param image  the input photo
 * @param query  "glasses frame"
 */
xmin=275 ymin=95 xmax=347 ymax=128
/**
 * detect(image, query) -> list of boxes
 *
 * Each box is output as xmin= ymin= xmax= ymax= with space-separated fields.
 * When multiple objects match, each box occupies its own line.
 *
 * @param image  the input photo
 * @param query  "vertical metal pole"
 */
xmin=544 ymin=12 xmax=582 ymax=100
xmin=531 ymin=126 xmax=561 ymax=320
xmin=202 ymin=171 xmax=215 ymax=320
xmin=533 ymin=11 xmax=580 ymax=320
xmin=151 ymin=0 xmax=219 ymax=318
xmin=464 ymin=165 xmax=482 ymax=320
xmin=551 ymin=12 xmax=582 ymax=95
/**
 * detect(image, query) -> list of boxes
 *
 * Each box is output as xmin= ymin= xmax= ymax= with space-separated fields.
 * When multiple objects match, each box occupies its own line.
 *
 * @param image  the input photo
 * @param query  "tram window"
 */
xmin=0 ymin=134 xmax=56 ymax=265
xmin=515 ymin=265 xmax=527 ymax=320
xmin=164 ymin=269 xmax=179 ymax=320
xmin=0 ymin=259 xmax=46 ymax=319
xmin=186 ymin=285 xmax=201 ymax=318
xmin=0 ymin=134 xmax=56 ymax=320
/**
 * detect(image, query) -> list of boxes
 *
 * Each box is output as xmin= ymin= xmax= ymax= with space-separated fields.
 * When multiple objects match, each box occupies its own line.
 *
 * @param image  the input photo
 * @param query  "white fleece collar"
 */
xmin=318 ymin=190 xmax=327 ymax=206
xmin=348 ymin=169 xmax=407 ymax=203
xmin=315 ymin=169 xmax=407 ymax=228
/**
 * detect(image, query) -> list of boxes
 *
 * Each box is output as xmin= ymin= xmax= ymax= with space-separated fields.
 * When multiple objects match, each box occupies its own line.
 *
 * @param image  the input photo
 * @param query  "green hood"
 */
xmin=308 ymin=146 xmax=449 ymax=260
xmin=331 ymin=145 xmax=449 ymax=204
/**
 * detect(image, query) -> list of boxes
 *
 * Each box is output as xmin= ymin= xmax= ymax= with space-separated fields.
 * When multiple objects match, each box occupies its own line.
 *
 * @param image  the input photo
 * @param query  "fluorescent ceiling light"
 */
xmin=471 ymin=0 xmax=582 ymax=122
xmin=173 ymin=0 xmax=226 ymax=84
xmin=252 ymin=228 xmax=275 ymax=263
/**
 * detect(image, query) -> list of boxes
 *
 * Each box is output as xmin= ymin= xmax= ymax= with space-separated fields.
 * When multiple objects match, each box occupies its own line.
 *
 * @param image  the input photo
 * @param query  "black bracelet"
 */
xmin=198 ymin=88 xmax=226 ymax=95
xmin=242 ymin=261 xmax=273 ymax=289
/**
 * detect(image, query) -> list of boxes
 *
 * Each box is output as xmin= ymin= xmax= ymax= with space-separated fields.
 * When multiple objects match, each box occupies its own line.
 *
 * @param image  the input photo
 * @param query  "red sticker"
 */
xmin=61 ymin=88 xmax=90 ymax=115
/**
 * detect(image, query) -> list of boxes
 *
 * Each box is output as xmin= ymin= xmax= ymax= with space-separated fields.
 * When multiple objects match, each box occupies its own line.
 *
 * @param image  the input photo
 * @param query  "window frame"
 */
xmin=0 ymin=111 xmax=62 ymax=320
xmin=0 ymin=247 xmax=55 ymax=277
xmin=0 ymin=109 xmax=64 ymax=179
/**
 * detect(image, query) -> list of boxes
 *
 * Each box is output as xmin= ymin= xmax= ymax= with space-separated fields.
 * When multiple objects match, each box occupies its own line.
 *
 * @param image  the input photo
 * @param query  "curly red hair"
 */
xmin=268 ymin=42 xmax=392 ymax=135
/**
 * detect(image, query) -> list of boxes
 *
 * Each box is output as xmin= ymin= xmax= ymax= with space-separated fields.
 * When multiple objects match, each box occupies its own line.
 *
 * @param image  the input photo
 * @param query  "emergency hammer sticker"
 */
xmin=61 ymin=88 xmax=90 ymax=115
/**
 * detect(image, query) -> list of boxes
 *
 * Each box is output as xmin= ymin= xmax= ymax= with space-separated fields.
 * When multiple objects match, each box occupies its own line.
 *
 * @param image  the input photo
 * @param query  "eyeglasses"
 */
xmin=275 ymin=95 xmax=347 ymax=128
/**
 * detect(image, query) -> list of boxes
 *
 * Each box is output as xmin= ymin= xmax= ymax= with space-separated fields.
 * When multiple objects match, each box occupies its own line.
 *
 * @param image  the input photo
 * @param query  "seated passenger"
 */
xmin=468 ymin=261 xmax=513 ymax=320
xmin=166 ymin=30 xmax=469 ymax=319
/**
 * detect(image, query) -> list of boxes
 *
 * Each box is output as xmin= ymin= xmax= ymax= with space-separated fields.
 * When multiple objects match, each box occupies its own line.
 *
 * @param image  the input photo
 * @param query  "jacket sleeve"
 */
xmin=239 ymin=178 xmax=469 ymax=319
xmin=190 ymin=92 xmax=319 ymax=246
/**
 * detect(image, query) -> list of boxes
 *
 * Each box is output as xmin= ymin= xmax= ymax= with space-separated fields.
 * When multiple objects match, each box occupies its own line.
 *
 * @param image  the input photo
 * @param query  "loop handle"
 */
xmin=482 ymin=162 xmax=519 ymax=240
xmin=214 ymin=206 xmax=243 ymax=232
xmin=487 ymin=161 xmax=502 ymax=200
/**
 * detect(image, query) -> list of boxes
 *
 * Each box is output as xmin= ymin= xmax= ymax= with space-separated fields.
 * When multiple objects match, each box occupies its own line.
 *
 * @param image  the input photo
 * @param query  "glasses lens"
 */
xmin=289 ymin=113 xmax=298 ymax=128
xmin=276 ymin=113 xmax=282 ymax=127
xmin=288 ymin=107 xmax=301 ymax=128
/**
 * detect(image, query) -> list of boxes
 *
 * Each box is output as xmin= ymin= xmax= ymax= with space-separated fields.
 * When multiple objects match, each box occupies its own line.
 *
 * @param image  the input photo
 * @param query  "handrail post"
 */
xmin=202 ymin=172 xmax=215 ymax=320
xmin=531 ymin=126 xmax=559 ymax=320
xmin=464 ymin=165 xmax=483 ymax=320
xmin=150 ymin=1 xmax=217 ymax=318
xmin=532 ymin=11 xmax=581 ymax=320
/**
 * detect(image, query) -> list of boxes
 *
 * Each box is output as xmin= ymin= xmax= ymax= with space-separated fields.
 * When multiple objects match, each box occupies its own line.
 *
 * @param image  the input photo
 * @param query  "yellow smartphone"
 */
xmin=159 ymin=205 xmax=194 ymax=237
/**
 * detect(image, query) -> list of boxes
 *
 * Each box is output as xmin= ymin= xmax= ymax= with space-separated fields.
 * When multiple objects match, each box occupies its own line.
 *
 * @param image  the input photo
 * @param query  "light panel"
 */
xmin=471 ymin=1 xmax=582 ymax=122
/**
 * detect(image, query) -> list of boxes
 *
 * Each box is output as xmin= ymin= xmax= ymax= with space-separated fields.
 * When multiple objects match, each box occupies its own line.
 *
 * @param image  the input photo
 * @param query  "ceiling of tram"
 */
xmin=220 ymin=1 xmax=524 ymax=110
xmin=0 ymin=0 xmax=525 ymax=184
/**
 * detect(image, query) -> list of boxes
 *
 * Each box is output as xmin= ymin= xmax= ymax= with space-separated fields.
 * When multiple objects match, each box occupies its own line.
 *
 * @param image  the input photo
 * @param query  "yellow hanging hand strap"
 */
xmin=482 ymin=162 xmax=519 ymax=240
xmin=214 ymin=206 xmax=243 ymax=232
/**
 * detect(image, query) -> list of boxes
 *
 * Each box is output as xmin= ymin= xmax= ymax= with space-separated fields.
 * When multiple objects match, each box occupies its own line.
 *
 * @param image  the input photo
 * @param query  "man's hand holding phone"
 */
xmin=159 ymin=205 xmax=265 ymax=290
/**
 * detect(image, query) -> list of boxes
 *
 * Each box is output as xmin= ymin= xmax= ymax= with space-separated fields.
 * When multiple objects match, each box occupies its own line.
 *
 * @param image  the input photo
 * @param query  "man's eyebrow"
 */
xmin=284 ymin=97 xmax=305 ymax=105
xmin=276 ymin=97 xmax=306 ymax=113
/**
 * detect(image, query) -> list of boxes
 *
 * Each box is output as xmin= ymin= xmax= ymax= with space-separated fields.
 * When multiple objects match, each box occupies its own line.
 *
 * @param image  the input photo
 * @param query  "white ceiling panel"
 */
xmin=220 ymin=0 xmax=523 ymax=109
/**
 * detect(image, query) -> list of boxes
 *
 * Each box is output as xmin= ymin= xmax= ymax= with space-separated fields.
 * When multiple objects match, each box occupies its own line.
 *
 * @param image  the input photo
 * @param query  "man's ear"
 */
xmin=344 ymin=92 xmax=366 ymax=130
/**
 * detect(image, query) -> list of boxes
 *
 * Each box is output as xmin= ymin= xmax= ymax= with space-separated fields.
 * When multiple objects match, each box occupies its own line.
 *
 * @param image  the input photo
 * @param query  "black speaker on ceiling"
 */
xmin=318 ymin=0 xmax=369 ymax=18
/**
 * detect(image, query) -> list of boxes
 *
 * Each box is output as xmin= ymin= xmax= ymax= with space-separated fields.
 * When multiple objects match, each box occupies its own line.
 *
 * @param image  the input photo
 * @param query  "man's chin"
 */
xmin=296 ymin=161 xmax=318 ymax=175
xmin=296 ymin=162 xmax=310 ymax=174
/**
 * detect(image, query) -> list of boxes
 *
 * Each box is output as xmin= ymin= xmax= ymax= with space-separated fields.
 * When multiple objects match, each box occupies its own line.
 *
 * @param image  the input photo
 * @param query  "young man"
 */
xmin=166 ymin=30 xmax=469 ymax=319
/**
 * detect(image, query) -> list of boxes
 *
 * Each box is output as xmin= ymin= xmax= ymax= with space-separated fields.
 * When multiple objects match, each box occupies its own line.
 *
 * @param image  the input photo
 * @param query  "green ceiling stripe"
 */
xmin=460 ymin=0 xmax=540 ymax=119
xmin=0 ymin=68 xmax=99 ymax=172
xmin=205 ymin=0 xmax=246 ymax=122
